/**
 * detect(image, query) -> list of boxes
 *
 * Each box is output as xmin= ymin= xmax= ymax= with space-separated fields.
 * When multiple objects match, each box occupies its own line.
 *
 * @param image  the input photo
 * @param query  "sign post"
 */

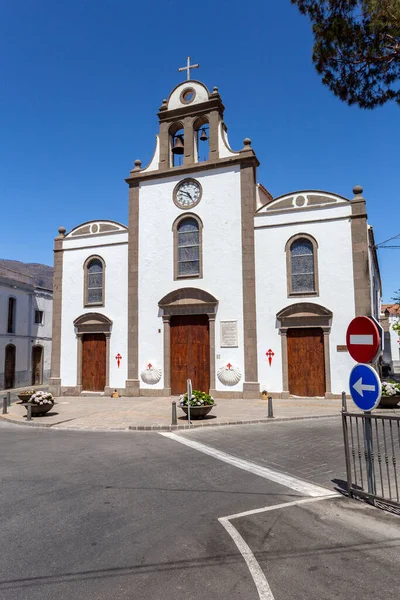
xmin=349 ymin=363 xmax=381 ymax=495
xmin=187 ymin=379 xmax=192 ymax=424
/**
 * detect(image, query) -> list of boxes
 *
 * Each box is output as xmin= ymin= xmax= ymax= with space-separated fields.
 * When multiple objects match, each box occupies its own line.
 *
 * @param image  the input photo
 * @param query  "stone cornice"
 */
xmin=157 ymin=98 xmax=225 ymax=122
xmin=125 ymin=152 xmax=260 ymax=185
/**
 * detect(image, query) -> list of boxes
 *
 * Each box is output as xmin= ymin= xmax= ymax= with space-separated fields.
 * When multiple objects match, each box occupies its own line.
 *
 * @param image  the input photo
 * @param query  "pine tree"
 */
xmin=291 ymin=0 xmax=400 ymax=108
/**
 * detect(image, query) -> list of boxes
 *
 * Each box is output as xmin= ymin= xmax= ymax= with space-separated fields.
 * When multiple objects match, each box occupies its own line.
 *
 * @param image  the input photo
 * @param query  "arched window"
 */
xmin=286 ymin=235 xmax=319 ymax=296
xmin=84 ymin=257 xmax=105 ymax=306
xmin=173 ymin=216 xmax=203 ymax=279
xmin=7 ymin=297 xmax=16 ymax=333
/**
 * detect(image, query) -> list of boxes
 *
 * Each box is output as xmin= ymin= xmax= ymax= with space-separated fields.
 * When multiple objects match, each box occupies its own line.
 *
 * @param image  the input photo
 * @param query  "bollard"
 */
xmin=341 ymin=391 xmax=347 ymax=412
xmin=7 ymin=391 xmax=11 ymax=406
xmin=27 ymin=404 xmax=32 ymax=421
xmin=267 ymin=396 xmax=274 ymax=418
xmin=2 ymin=396 xmax=7 ymax=415
xmin=171 ymin=400 xmax=177 ymax=425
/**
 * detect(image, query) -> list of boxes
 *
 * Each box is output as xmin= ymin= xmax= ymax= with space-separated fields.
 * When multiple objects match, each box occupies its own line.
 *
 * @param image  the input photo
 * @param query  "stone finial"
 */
xmin=159 ymin=98 xmax=168 ymax=111
xmin=353 ymin=185 xmax=364 ymax=196
xmin=211 ymin=86 xmax=219 ymax=97
xmin=133 ymin=159 xmax=142 ymax=172
xmin=57 ymin=226 xmax=66 ymax=237
xmin=242 ymin=137 xmax=252 ymax=151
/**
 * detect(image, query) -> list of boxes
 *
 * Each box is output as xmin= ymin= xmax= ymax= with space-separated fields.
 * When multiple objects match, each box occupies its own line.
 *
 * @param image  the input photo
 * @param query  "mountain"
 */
xmin=0 ymin=259 xmax=53 ymax=290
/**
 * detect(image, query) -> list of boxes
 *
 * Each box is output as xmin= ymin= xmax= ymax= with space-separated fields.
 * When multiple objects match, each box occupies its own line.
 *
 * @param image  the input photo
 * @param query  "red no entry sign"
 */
xmin=346 ymin=316 xmax=381 ymax=363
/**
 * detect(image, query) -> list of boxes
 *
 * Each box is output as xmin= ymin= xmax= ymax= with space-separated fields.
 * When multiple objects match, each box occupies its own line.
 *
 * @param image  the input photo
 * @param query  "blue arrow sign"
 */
xmin=349 ymin=363 xmax=382 ymax=411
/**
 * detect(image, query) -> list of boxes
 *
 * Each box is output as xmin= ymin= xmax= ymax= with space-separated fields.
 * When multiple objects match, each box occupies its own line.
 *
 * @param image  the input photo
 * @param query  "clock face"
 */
xmin=174 ymin=178 xmax=202 ymax=209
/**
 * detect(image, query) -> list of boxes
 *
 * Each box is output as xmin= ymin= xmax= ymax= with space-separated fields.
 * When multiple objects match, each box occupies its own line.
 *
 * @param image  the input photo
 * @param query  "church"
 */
xmin=49 ymin=63 xmax=381 ymax=399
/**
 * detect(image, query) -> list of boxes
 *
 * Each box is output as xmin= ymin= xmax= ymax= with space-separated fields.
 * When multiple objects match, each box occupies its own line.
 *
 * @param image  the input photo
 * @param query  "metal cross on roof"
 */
xmin=178 ymin=56 xmax=199 ymax=81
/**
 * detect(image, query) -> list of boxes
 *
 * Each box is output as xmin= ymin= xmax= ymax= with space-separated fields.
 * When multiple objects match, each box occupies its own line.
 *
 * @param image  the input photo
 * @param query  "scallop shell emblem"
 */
xmin=140 ymin=363 xmax=162 ymax=385
xmin=217 ymin=363 xmax=241 ymax=386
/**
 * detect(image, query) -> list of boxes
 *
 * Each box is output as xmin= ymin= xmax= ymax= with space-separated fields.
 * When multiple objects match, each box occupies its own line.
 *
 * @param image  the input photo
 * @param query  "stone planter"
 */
xmin=17 ymin=394 xmax=33 ymax=402
xmin=378 ymin=396 xmax=400 ymax=408
xmin=22 ymin=402 xmax=55 ymax=416
xmin=179 ymin=404 xmax=216 ymax=420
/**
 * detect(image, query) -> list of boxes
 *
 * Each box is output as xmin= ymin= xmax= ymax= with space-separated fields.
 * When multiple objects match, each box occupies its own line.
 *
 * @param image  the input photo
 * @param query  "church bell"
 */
xmin=199 ymin=128 xmax=208 ymax=142
xmin=172 ymin=134 xmax=184 ymax=155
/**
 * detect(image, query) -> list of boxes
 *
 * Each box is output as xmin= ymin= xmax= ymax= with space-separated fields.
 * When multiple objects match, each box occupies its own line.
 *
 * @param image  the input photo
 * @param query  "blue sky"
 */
xmin=0 ymin=0 xmax=398 ymax=301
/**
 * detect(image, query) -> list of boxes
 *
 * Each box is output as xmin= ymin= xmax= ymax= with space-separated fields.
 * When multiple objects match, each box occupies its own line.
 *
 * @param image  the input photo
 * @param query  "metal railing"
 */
xmin=342 ymin=403 xmax=400 ymax=514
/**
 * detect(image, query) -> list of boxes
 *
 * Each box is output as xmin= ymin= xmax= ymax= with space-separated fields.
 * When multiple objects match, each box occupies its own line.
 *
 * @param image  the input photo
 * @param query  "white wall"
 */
xmin=255 ymin=203 xmax=356 ymax=395
xmin=389 ymin=316 xmax=400 ymax=372
xmin=138 ymin=165 xmax=245 ymax=392
xmin=60 ymin=232 xmax=128 ymax=388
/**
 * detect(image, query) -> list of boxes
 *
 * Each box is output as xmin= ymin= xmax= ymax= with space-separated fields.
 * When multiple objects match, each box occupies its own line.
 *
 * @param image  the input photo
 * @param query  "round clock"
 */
xmin=173 ymin=178 xmax=202 ymax=209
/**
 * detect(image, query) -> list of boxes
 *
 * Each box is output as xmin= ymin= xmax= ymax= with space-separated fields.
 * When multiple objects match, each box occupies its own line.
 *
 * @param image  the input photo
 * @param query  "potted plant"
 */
xmin=22 ymin=390 xmax=55 ymax=416
xmin=17 ymin=389 xmax=36 ymax=402
xmin=179 ymin=390 xmax=216 ymax=420
xmin=379 ymin=381 xmax=400 ymax=408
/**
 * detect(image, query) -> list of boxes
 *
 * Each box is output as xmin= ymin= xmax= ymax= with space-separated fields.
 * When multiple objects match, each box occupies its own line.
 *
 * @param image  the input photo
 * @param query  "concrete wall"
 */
xmin=255 ymin=197 xmax=356 ymax=395
xmin=60 ymin=231 xmax=128 ymax=389
xmin=138 ymin=165 xmax=245 ymax=392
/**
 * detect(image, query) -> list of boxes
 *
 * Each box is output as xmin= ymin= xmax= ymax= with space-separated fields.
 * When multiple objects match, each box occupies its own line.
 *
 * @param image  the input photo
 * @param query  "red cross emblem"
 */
xmin=147 ymin=363 xmax=153 ymax=369
xmin=266 ymin=349 xmax=274 ymax=367
xmin=226 ymin=363 xmax=232 ymax=370
xmin=115 ymin=354 xmax=122 ymax=368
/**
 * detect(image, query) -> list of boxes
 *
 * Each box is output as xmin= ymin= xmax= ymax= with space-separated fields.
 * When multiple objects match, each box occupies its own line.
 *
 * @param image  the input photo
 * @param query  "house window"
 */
xmin=7 ymin=297 xmax=16 ymax=333
xmin=286 ymin=234 xmax=319 ymax=296
xmin=175 ymin=216 xmax=202 ymax=279
xmin=35 ymin=310 xmax=44 ymax=324
xmin=84 ymin=257 xmax=105 ymax=306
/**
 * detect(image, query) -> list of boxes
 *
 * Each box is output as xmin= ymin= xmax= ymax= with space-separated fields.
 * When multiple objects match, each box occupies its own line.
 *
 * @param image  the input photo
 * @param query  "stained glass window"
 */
xmin=87 ymin=258 xmax=103 ymax=304
xmin=290 ymin=239 xmax=315 ymax=293
xmin=177 ymin=218 xmax=200 ymax=277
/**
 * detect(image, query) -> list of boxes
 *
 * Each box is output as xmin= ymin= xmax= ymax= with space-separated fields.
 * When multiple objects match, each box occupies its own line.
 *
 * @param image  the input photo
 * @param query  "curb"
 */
xmin=128 ymin=413 xmax=340 ymax=431
xmin=0 ymin=412 xmax=340 ymax=432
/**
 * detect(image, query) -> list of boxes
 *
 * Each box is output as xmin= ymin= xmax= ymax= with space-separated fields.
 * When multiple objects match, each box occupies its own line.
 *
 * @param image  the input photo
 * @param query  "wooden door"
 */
xmin=287 ymin=328 xmax=325 ymax=397
xmin=31 ymin=346 xmax=43 ymax=385
xmin=4 ymin=344 xmax=16 ymax=389
xmin=170 ymin=315 xmax=210 ymax=395
xmin=82 ymin=333 xmax=106 ymax=391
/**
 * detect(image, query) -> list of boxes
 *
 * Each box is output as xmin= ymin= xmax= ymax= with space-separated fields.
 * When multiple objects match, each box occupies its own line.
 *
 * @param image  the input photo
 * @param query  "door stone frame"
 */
xmin=277 ymin=303 xmax=333 ymax=399
xmin=158 ymin=288 xmax=218 ymax=396
xmin=31 ymin=345 xmax=44 ymax=385
xmin=60 ymin=313 xmax=113 ymax=395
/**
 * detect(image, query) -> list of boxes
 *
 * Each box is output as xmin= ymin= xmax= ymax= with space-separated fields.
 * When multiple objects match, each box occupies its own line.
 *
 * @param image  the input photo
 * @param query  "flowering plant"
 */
xmin=19 ymin=390 xmax=36 ymax=396
xmin=381 ymin=381 xmax=400 ymax=397
xmin=28 ymin=391 xmax=54 ymax=405
xmin=179 ymin=390 xmax=214 ymax=406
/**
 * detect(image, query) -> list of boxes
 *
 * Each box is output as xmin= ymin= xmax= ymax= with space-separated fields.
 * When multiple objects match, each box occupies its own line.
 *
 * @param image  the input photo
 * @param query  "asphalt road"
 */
xmin=1 ymin=419 xmax=399 ymax=600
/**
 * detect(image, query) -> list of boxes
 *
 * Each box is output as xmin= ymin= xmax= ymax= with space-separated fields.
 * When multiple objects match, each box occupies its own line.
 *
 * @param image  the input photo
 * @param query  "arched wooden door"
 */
xmin=82 ymin=333 xmax=106 ymax=391
xmin=31 ymin=345 xmax=43 ymax=385
xmin=170 ymin=314 xmax=210 ymax=395
xmin=287 ymin=328 xmax=326 ymax=397
xmin=4 ymin=344 xmax=16 ymax=389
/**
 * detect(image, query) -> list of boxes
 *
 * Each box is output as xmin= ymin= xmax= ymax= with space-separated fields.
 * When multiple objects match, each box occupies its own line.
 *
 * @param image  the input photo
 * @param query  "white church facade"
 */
xmin=49 ymin=76 xmax=381 ymax=399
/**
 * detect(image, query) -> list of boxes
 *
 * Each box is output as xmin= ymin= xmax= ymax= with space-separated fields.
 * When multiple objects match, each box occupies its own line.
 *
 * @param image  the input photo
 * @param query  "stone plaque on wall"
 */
xmin=220 ymin=321 xmax=238 ymax=348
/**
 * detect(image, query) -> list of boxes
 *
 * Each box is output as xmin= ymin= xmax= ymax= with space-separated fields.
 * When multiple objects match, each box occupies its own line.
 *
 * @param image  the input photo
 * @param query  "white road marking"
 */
xmin=219 ymin=517 xmax=275 ymax=600
xmin=219 ymin=495 xmax=342 ymax=600
xmin=350 ymin=334 xmax=373 ymax=345
xmin=159 ymin=432 xmax=336 ymax=497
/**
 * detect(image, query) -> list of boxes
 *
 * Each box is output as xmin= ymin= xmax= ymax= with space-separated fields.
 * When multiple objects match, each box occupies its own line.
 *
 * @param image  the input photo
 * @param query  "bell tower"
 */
xmin=125 ymin=60 xmax=261 ymax=399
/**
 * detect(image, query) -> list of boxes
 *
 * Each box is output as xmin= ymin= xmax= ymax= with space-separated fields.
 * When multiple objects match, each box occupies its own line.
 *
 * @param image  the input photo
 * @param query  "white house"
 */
xmin=50 ymin=76 xmax=381 ymax=399
xmin=0 ymin=265 xmax=52 ymax=390
xmin=381 ymin=304 xmax=400 ymax=374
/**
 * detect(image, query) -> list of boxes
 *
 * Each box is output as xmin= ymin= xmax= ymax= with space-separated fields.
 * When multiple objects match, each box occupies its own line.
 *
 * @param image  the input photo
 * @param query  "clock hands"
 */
xmin=180 ymin=190 xmax=193 ymax=202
